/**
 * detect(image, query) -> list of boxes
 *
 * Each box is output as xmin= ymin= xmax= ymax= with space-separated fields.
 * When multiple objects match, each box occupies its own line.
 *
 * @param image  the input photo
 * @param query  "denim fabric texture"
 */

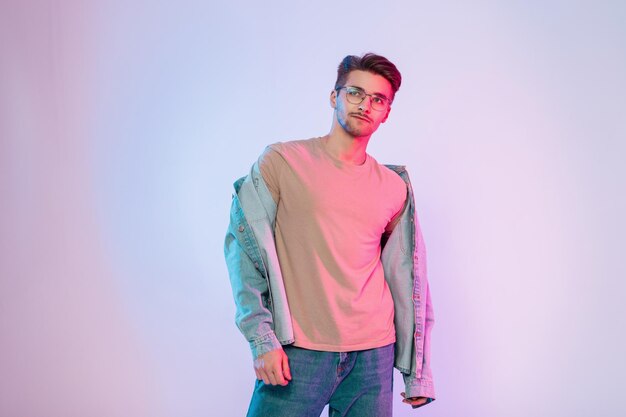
xmin=224 ymin=158 xmax=436 ymax=401
xmin=247 ymin=344 xmax=395 ymax=417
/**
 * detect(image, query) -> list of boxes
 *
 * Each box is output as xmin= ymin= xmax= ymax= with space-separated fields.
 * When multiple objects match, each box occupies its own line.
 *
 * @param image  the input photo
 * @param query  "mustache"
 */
xmin=349 ymin=113 xmax=372 ymax=122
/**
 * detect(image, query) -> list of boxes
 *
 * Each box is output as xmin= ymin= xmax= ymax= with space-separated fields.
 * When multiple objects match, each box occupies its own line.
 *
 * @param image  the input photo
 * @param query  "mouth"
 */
xmin=350 ymin=114 xmax=371 ymax=122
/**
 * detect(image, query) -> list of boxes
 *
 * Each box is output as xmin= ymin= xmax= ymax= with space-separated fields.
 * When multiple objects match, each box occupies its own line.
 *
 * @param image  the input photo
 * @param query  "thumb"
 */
xmin=282 ymin=351 xmax=292 ymax=380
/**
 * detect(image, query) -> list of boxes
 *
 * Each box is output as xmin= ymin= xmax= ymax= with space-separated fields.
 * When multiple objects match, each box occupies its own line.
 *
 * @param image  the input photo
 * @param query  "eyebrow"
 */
xmin=349 ymin=85 xmax=390 ymax=101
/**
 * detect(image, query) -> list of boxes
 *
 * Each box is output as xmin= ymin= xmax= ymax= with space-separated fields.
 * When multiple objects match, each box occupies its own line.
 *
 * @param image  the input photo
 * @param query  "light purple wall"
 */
xmin=1 ymin=1 xmax=624 ymax=416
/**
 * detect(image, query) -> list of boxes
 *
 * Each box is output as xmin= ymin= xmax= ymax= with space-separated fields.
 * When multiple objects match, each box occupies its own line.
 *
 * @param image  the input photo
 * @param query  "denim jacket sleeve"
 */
xmin=402 ymin=279 xmax=436 ymax=402
xmin=224 ymin=184 xmax=283 ymax=358
xmin=224 ymin=161 xmax=295 ymax=359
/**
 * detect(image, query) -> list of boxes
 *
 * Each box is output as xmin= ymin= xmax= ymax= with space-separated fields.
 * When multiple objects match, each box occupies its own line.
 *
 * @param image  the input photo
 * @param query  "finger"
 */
xmin=403 ymin=398 xmax=428 ymax=408
xmin=258 ymin=369 xmax=270 ymax=385
xmin=272 ymin=366 xmax=287 ymax=386
xmin=282 ymin=352 xmax=292 ymax=381
xmin=401 ymin=393 xmax=427 ymax=405
xmin=412 ymin=400 xmax=428 ymax=410
xmin=403 ymin=398 xmax=426 ymax=405
xmin=267 ymin=370 xmax=279 ymax=386
xmin=401 ymin=393 xmax=420 ymax=402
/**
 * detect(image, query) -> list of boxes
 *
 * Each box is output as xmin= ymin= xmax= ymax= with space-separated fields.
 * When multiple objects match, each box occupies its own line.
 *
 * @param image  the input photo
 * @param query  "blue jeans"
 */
xmin=246 ymin=343 xmax=394 ymax=417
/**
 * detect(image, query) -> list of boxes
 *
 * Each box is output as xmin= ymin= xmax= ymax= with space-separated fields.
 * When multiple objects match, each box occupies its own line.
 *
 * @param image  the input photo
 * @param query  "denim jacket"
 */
xmin=224 ymin=158 xmax=436 ymax=401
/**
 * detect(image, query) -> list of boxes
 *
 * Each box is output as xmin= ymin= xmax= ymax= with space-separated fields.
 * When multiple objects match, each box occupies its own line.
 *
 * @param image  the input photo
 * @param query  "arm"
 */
xmin=224 ymin=194 xmax=282 ymax=358
xmin=224 ymin=181 xmax=292 ymax=386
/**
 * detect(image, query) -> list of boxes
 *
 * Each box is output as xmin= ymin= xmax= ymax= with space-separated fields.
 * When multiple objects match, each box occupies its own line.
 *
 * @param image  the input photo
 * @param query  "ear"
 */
xmin=330 ymin=89 xmax=337 ymax=109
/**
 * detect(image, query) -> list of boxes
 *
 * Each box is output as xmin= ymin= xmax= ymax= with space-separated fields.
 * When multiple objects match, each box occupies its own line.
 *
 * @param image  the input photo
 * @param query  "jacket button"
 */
xmin=238 ymin=225 xmax=245 ymax=232
xmin=254 ymin=262 xmax=259 ymax=268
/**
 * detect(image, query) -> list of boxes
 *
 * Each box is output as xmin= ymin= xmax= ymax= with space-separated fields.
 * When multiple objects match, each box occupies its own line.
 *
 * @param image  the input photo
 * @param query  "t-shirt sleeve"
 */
xmin=258 ymin=145 xmax=284 ymax=204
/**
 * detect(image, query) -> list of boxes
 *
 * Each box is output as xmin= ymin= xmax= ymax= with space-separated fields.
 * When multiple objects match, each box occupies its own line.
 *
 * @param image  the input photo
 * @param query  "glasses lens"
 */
xmin=344 ymin=87 xmax=364 ymax=105
xmin=372 ymin=96 xmax=385 ymax=110
xmin=372 ymin=96 xmax=389 ymax=110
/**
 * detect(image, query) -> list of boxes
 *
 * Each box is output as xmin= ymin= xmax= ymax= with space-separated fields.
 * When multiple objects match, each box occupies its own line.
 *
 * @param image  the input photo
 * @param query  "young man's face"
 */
xmin=331 ymin=69 xmax=393 ymax=138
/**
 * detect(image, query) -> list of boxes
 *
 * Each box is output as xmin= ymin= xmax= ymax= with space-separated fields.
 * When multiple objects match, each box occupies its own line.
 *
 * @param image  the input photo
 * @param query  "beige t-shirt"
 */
xmin=259 ymin=136 xmax=407 ymax=351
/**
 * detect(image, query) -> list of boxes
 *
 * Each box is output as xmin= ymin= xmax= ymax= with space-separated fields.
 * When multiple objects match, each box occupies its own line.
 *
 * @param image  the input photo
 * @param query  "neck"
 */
xmin=325 ymin=123 xmax=371 ymax=165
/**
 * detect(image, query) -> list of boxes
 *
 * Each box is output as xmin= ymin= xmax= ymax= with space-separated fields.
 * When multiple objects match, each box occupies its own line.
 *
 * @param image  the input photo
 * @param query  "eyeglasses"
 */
xmin=336 ymin=86 xmax=391 ymax=111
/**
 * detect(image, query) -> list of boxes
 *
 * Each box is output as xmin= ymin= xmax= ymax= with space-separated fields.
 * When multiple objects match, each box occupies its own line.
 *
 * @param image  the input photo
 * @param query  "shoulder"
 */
xmin=258 ymin=145 xmax=285 ymax=174
xmin=381 ymin=163 xmax=413 ymax=189
xmin=261 ymin=137 xmax=321 ymax=164
xmin=370 ymin=157 xmax=408 ymax=186
xmin=259 ymin=137 xmax=317 ymax=166
xmin=375 ymin=161 xmax=407 ymax=176
xmin=268 ymin=137 xmax=319 ymax=155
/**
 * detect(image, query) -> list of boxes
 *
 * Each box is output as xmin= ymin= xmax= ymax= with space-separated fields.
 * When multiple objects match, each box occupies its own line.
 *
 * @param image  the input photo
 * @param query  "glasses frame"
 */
xmin=336 ymin=86 xmax=392 ymax=111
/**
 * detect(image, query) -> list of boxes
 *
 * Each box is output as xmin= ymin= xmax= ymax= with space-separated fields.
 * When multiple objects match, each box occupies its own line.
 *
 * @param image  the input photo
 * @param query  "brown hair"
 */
xmin=334 ymin=53 xmax=402 ymax=100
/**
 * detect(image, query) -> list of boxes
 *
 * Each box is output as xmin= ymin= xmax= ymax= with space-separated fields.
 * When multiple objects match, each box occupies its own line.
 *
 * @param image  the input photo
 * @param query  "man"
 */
xmin=225 ymin=53 xmax=435 ymax=416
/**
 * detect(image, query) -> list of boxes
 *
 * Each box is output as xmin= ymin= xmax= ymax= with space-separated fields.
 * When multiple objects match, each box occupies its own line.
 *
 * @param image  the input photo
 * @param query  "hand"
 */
xmin=401 ymin=392 xmax=429 ymax=408
xmin=253 ymin=347 xmax=292 ymax=386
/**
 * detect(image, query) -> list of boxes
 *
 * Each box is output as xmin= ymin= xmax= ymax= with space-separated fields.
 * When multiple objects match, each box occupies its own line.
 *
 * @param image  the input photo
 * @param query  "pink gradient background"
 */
xmin=1 ymin=1 xmax=624 ymax=416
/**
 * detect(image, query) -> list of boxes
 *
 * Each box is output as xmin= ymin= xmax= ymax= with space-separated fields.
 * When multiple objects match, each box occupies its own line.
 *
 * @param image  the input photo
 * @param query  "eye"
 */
xmin=347 ymin=88 xmax=364 ymax=97
xmin=372 ymin=96 xmax=385 ymax=104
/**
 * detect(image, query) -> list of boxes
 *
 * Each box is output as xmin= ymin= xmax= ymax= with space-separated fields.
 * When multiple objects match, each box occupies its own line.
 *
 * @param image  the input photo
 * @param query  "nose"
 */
xmin=358 ymin=96 xmax=372 ymax=112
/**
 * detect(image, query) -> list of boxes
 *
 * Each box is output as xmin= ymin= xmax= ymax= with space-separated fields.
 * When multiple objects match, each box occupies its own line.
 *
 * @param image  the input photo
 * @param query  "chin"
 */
xmin=352 ymin=128 xmax=374 ymax=137
xmin=346 ymin=124 xmax=371 ymax=137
